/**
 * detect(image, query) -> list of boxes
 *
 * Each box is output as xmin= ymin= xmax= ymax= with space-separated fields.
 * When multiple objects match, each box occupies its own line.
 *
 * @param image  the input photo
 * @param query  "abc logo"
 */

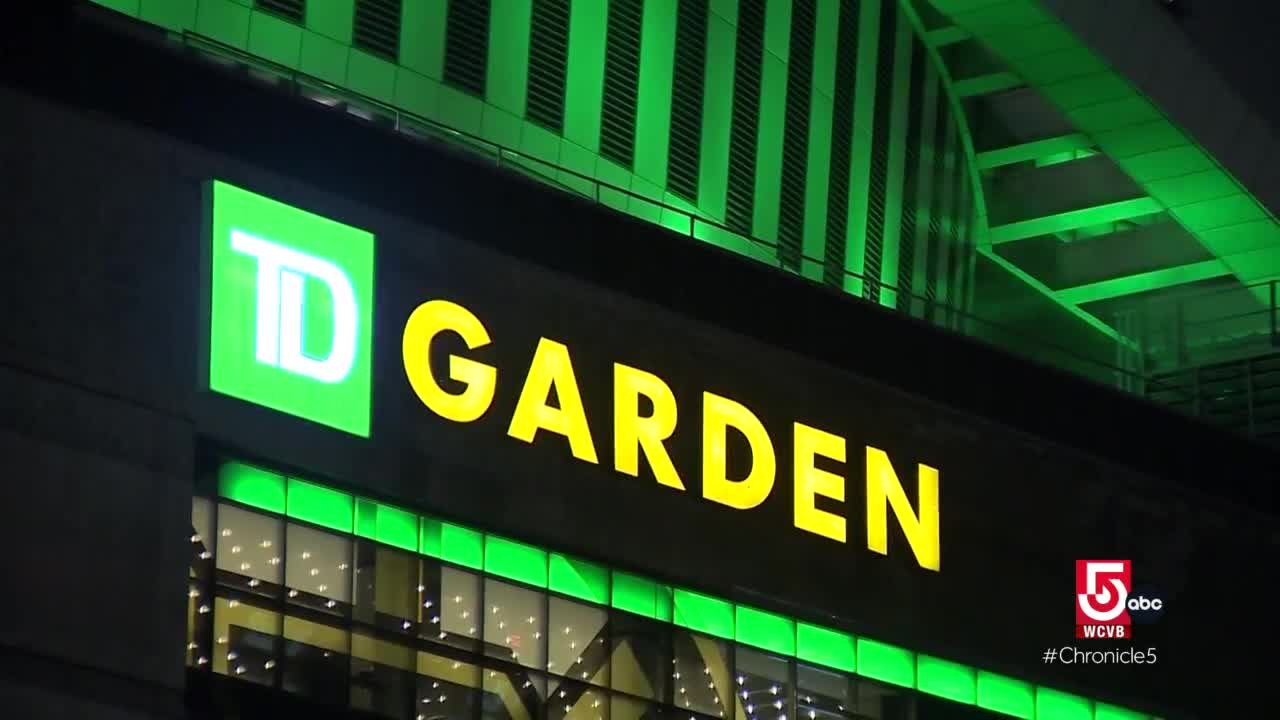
xmin=1127 ymin=587 xmax=1166 ymax=624
xmin=1127 ymin=596 xmax=1162 ymax=611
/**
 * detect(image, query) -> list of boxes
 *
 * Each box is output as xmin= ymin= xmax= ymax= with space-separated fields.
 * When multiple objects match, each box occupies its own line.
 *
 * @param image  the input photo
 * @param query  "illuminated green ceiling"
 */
xmin=930 ymin=0 xmax=1280 ymax=309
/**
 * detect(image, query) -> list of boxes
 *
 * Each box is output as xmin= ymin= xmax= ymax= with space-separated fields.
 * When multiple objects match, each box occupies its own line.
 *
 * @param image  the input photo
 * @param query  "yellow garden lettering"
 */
xmin=402 ymin=299 xmax=941 ymax=572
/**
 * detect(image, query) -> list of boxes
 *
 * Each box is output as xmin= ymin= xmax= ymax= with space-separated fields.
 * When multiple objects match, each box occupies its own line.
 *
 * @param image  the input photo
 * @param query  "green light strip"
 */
xmin=952 ymin=71 xmax=1022 ymax=98
xmin=925 ymin=26 xmax=972 ymax=47
xmin=1055 ymin=259 xmax=1230 ymax=306
xmin=987 ymin=197 xmax=1164 ymax=245
xmin=876 ymin=12 xmax=912 ymax=309
xmin=975 ymin=134 xmax=1093 ymax=170
xmin=214 ymin=459 xmax=1157 ymax=720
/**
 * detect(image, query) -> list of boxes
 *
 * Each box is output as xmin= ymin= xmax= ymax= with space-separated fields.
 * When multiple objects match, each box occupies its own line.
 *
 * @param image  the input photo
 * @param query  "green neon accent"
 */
xmin=347 ymin=49 xmax=397 ymax=104
xmin=916 ymin=655 xmax=976 ymax=704
xmin=300 ymin=30 xmax=347 ymax=85
xmin=855 ymin=638 xmax=915 ymax=688
xmin=952 ymin=71 xmax=1021 ymax=98
xmin=286 ymin=477 xmax=353 ymax=533
xmin=217 ymin=461 xmax=286 ymax=514
xmin=1057 ymin=259 xmax=1229 ymax=305
xmin=975 ymin=134 xmax=1093 ymax=169
xmin=139 ymin=0 xmax=195 ymax=32
xmin=400 ymin=0 xmax=448 ymax=79
xmin=926 ymin=26 xmax=971 ymax=46
xmin=976 ymin=671 xmax=1034 ymax=719
xmin=734 ymin=605 xmax=795 ymax=656
xmin=611 ymin=571 xmax=672 ymax=621
xmin=196 ymin=0 xmax=251 ymax=50
xmin=1115 ymin=145 xmax=1213 ymax=183
xmin=355 ymin=497 xmax=377 ymax=538
xmin=248 ymin=10 xmax=303 ymax=70
xmin=548 ymin=553 xmax=609 ymax=604
xmin=795 ymin=623 xmax=856 ymax=673
xmin=306 ymin=0 xmax=354 ymax=43
xmin=751 ymin=0 xmax=792 ymax=245
xmin=419 ymin=516 xmax=442 ymax=557
xmin=633 ymin=0 xmax=677 ymax=185
xmin=484 ymin=535 xmax=549 ymax=587
xmin=212 ymin=466 xmax=1157 ymax=720
xmin=1095 ymin=703 xmax=1148 ymax=720
xmin=977 ymin=248 xmax=1130 ymax=346
xmin=487 ymin=0 xmax=532 ymax=116
xmin=206 ymin=180 xmax=375 ymax=438
xmin=673 ymin=588 xmax=735 ymax=640
xmin=841 ymin=0 xmax=882 ymax=295
xmin=698 ymin=7 xmax=737 ymax=221
xmin=354 ymin=499 xmax=418 ymax=551
xmin=800 ymin=0 xmax=840 ymax=281
xmin=1034 ymin=148 xmax=1097 ymax=167
xmin=1170 ymin=193 xmax=1268 ymax=232
xmin=877 ymin=16 xmax=911 ymax=308
xmin=1036 ymin=688 xmax=1093 ymax=720
xmin=441 ymin=522 xmax=484 ymax=569
xmin=563 ymin=0 xmax=609 ymax=152
xmin=987 ymin=197 xmax=1163 ymax=245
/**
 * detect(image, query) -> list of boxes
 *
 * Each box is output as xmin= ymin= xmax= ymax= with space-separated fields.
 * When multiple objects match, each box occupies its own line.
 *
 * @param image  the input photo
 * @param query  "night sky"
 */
xmin=1158 ymin=0 xmax=1280 ymax=130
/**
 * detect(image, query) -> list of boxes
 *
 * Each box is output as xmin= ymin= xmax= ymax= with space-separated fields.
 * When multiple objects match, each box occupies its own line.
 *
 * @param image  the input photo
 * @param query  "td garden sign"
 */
xmin=203 ymin=181 xmax=942 ymax=573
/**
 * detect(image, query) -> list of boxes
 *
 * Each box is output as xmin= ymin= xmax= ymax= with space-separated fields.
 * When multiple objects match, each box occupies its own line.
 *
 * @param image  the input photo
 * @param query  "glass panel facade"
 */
xmin=189 ymin=469 xmax=1158 ymax=720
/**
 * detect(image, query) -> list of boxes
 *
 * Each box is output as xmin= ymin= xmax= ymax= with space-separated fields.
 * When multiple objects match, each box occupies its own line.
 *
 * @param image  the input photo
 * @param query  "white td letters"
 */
xmin=230 ymin=230 xmax=359 ymax=383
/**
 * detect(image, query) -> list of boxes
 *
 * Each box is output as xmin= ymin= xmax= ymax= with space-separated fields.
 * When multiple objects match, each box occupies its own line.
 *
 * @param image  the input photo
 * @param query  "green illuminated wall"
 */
xmin=215 ymin=458 xmax=1161 ymax=720
xmin=90 ymin=0 xmax=980 ymax=318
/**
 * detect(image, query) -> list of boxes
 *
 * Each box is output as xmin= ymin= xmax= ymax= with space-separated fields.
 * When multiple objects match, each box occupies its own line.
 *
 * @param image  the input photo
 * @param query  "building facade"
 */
xmin=2 ymin=3 xmax=1278 ymax=720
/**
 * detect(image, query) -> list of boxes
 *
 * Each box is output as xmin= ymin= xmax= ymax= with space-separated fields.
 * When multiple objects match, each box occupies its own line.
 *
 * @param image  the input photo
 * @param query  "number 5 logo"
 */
xmin=1077 ymin=560 xmax=1130 ymax=622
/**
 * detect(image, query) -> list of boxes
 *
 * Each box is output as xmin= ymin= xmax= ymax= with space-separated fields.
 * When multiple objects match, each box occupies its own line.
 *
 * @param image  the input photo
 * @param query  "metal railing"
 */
xmin=172 ymin=30 xmax=1160 ymax=396
xmin=1120 ymin=278 xmax=1280 ymax=375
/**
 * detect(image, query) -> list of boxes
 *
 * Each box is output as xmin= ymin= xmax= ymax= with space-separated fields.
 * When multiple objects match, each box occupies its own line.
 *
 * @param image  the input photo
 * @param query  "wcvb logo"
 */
xmin=1075 ymin=560 xmax=1163 ymax=639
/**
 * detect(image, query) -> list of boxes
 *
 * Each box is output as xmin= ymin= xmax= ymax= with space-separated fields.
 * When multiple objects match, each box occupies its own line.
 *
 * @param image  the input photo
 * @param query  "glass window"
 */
xmin=354 ymin=539 xmax=420 ymax=635
xmin=213 ymin=595 xmax=280 ymax=686
xmin=797 ymin=664 xmax=854 ymax=720
xmin=216 ymin=504 xmax=283 ymax=598
xmin=612 ymin=694 xmax=672 ymax=720
xmin=675 ymin=632 xmax=731 ymax=718
xmin=424 ymin=561 xmax=483 ymax=651
xmin=417 ymin=650 xmax=482 ymax=720
xmin=735 ymin=648 xmax=791 ymax=720
xmin=610 ymin=612 xmax=670 ymax=702
xmin=282 ymin=615 xmax=350 ymax=707
xmin=351 ymin=632 xmax=417 ymax=719
xmin=548 ymin=679 xmax=610 ymax=720
xmin=485 ymin=579 xmax=547 ymax=671
xmin=286 ymin=523 xmax=353 ymax=615
xmin=483 ymin=666 xmax=547 ymax=720
xmin=549 ymin=597 xmax=609 ymax=686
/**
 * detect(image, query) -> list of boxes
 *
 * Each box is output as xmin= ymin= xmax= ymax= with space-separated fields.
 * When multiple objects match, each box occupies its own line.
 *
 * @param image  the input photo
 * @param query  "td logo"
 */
xmin=206 ymin=181 xmax=375 ymax=437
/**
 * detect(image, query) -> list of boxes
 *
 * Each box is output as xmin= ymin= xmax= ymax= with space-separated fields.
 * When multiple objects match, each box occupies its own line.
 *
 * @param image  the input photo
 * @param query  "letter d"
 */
xmin=231 ymin=230 xmax=360 ymax=383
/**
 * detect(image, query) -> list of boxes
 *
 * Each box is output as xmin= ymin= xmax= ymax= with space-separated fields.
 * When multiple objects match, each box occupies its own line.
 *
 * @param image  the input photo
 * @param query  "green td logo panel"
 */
xmin=207 ymin=180 xmax=375 ymax=437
